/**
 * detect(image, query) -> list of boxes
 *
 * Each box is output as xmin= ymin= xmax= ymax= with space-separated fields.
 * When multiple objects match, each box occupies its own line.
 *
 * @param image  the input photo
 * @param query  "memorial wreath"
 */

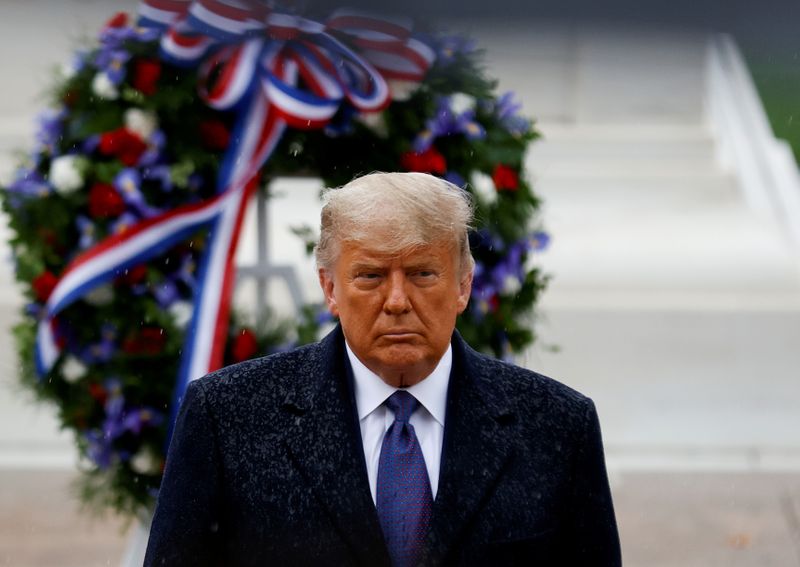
xmin=1 ymin=1 xmax=547 ymax=517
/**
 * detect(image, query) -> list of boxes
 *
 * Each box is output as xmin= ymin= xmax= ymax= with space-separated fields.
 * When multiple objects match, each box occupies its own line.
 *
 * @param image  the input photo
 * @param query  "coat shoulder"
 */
xmin=464 ymin=344 xmax=594 ymax=424
xmin=191 ymin=340 xmax=324 ymax=410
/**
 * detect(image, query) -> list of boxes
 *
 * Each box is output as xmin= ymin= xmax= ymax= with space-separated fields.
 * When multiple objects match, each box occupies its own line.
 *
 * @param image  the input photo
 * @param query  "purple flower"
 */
xmin=491 ymin=92 xmax=530 ymax=136
xmin=469 ymin=260 xmax=498 ymax=319
xmin=94 ymin=48 xmax=130 ymax=85
xmin=315 ymin=307 xmax=335 ymax=325
xmin=152 ymin=279 xmax=179 ymax=308
xmin=528 ymin=230 xmax=550 ymax=251
xmin=69 ymin=50 xmax=89 ymax=74
xmin=81 ymin=323 xmax=117 ymax=363
xmin=175 ymin=254 xmax=197 ymax=287
xmin=122 ymin=407 xmax=164 ymax=435
xmin=142 ymin=164 xmax=173 ymax=192
xmin=413 ymin=96 xmax=485 ymax=152
xmin=24 ymin=302 xmax=42 ymax=319
xmin=34 ymin=109 xmax=66 ymax=155
xmin=138 ymin=130 xmax=166 ymax=167
xmin=114 ymin=168 xmax=163 ymax=218
xmin=5 ymin=168 xmax=51 ymax=206
xmin=99 ymin=22 xmax=158 ymax=48
xmin=436 ymin=35 xmax=477 ymax=64
xmin=82 ymin=134 xmax=100 ymax=154
xmin=84 ymin=373 xmax=164 ymax=469
xmin=85 ymin=429 xmax=113 ymax=469
xmin=76 ymin=215 xmax=96 ymax=249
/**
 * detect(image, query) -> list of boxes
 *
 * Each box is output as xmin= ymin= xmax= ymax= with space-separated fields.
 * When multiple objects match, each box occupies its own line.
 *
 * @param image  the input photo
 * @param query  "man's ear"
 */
xmin=456 ymin=268 xmax=473 ymax=314
xmin=318 ymin=268 xmax=339 ymax=317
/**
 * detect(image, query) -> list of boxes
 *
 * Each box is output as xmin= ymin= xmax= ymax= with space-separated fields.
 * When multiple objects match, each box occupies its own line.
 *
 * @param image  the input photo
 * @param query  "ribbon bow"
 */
xmin=36 ymin=0 xmax=435 ymax=422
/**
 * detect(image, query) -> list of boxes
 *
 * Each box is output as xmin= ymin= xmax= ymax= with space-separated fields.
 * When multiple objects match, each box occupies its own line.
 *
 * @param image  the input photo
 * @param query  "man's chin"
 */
xmin=370 ymin=347 xmax=432 ymax=386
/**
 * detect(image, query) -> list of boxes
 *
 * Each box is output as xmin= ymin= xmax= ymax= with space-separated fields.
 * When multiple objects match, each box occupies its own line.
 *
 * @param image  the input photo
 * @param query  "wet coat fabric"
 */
xmin=144 ymin=325 xmax=621 ymax=566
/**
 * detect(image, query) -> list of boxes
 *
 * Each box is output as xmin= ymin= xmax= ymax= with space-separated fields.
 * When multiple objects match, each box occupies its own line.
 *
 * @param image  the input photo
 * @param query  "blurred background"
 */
xmin=1 ymin=0 xmax=799 ymax=565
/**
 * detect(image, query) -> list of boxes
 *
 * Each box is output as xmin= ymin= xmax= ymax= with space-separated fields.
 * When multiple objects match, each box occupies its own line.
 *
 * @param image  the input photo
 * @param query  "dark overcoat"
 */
xmin=144 ymin=326 xmax=621 ymax=566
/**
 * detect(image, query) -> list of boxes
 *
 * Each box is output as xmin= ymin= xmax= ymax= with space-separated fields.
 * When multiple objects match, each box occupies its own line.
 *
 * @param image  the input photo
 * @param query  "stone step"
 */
xmin=536 ymin=204 xmax=800 ymax=292
xmin=529 ymin=141 xmax=717 ymax=165
xmin=534 ymin=176 xmax=739 ymax=207
xmin=460 ymin=23 xmax=708 ymax=124
xmin=531 ymin=124 xmax=717 ymax=160
xmin=527 ymin=123 xmax=723 ymax=178
xmin=528 ymin=157 xmax=723 ymax=180
xmin=522 ymin=307 xmax=800 ymax=466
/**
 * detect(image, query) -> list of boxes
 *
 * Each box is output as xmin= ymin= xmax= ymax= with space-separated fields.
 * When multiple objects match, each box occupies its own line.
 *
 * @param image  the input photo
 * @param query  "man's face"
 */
xmin=319 ymin=239 xmax=472 ymax=388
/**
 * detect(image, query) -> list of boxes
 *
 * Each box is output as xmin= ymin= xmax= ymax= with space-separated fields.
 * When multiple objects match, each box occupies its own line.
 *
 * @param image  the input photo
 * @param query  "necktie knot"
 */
xmin=385 ymin=390 xmax=419 ymax=423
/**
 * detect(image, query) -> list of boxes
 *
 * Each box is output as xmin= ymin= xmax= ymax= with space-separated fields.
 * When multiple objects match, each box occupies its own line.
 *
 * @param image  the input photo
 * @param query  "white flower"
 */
xmin=502 ymin=274 xmax=522 ymax=296
xmin=450 ymin=93 xmax=476 ymax=115
xmin=387 ymin=79 xmax=419 ymax=102
xmin=49 ymin=155 xmax=84 ymax=194
xmin=470 ymin=171 xmax=497 ymax=205
xmin=59 ymin=62 xmax=77 ymax=81
xmin=130 ymin=447 xmax=162 ymax=475
xmin=124 ymin=108 xmax=158 ymax=140
xmin=91 ymin=72 xmax=119 ymax=100
xmin=61 ymin=356 xmax=87 ymax=383
xmin=168 ymin=300 xmax=194 ymax=329
xmin=355 ymin=111 xmax=388 ymax=138
xmin=84 ymin=284 xmax=114 ymax=306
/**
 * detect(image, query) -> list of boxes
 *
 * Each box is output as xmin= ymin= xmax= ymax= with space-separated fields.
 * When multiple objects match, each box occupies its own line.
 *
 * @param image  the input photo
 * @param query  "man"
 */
xmin=145 ymin=172 xmax=621 ymax=566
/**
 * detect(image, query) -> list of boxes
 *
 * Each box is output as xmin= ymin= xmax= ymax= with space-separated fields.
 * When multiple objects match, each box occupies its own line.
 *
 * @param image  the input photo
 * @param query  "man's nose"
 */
xmin=383 ymin=271 xmax=411 ymax=314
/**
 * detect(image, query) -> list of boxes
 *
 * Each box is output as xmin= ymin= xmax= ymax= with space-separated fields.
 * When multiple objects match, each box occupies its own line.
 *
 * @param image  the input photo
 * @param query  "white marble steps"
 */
xmin=523 ymin=308 xmax=800 ymax=471
xmin=527 ymin=123 xmax=720 ymax=180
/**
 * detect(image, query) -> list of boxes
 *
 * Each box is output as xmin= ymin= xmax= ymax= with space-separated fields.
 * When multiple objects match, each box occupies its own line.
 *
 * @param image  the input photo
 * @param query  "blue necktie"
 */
xmin=376 ymin=391 xmax=433 ymax=567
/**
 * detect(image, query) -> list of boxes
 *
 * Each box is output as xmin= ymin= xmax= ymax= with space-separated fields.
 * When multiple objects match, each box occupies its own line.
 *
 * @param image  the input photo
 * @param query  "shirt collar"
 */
xmin=346 ymin=341 xmax=451 ymax=427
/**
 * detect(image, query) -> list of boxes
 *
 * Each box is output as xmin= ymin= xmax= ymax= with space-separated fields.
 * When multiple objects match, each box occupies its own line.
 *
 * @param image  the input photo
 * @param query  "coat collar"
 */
xmin=281 ymin=326 xmax=391 ymax=566
xmin=281 ymin=326 xmax=516 ymax=565
xmin=423 ymin=332 xmax=517 ymax=564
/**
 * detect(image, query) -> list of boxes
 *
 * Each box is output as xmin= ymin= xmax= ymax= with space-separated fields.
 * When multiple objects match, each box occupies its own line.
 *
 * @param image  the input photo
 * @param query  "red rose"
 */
xmin=99 ymin=128 xmax=148 ymax=166
xmin=115 ymin=264 xmax=148 ymax=286
xmin=104 ymin=12 xmax=128 ymax=29
xmin=32 ymin=271 xmax=58 ymax=302
xmin=88 ymin=182 xmax=126 ymax=218
xmin=123 ymin=327 xmax=167 ymax=355
xmin=132 ymin=58 xmax=162 ymax=96
xmin=400 ymin=147 xmax=447 ymax=174
xmin=199 ymin=119 xmax=232 ymax=152
xmin=231 ymin=328 xmax=259 ymax=362
xmin=88 ymin=382 xmax=107 ymax=404
xmin=492 ymin=164 xmax=519 ymax=191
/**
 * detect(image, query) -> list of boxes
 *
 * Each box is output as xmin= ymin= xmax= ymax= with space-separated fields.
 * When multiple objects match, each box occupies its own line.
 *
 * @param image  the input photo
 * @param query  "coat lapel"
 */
xmin=281 ymin=327 xmax=390 ymax=566
xmin=422 ymin=334 xmax=517 ymax=565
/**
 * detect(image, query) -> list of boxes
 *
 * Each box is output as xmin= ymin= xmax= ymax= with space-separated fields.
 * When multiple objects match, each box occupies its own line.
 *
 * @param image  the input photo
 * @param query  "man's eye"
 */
xmin=413 ymin=270 xmax=436 ymax=279
xmin=357 ymin=272 xmax=381 ymax=280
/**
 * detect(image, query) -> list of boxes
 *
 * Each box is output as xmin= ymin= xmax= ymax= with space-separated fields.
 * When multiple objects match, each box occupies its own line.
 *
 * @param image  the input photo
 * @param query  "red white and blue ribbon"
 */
xmin=36 ymin=1 xmax=435 ymax=419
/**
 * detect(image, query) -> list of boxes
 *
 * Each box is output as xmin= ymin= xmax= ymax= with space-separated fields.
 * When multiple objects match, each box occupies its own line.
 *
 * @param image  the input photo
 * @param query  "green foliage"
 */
xmin=745 ymin=54 xmax=800 ymax=162
xmin=0 ymin=13 xmax=548 ymax=518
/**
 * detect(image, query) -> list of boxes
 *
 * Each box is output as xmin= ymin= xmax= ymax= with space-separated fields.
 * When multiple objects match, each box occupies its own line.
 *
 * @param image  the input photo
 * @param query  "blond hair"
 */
xmin=315 ymin=172 xmax=474 ymax=274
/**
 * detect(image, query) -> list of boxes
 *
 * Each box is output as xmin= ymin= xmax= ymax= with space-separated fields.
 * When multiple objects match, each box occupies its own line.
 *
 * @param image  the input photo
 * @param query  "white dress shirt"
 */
xmin=346 ymin=342 xmax=450 ymax=503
